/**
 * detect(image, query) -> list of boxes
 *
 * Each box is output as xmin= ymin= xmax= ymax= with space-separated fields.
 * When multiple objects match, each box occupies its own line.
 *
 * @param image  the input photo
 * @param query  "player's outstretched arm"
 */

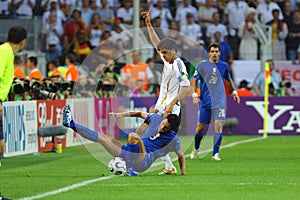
xmin=141 ymin=8 xmax=160 ymax=51
xmin=109 ymin=111 xmax=148 ymax=119
xmin=176 ymin=149 xmax=186 ymax=175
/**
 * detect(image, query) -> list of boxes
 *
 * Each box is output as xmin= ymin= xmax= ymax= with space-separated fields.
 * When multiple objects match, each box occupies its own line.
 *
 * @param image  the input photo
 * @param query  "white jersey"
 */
xmin=155 ymin=57 xmax=190 ymax=115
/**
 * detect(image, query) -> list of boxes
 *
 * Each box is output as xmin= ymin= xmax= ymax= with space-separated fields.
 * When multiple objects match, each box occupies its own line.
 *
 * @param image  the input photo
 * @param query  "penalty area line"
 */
xmin=19 ymin=136 xmax=265 ymax=200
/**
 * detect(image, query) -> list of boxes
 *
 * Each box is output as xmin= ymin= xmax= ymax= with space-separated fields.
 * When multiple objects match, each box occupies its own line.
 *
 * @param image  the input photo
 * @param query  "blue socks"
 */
xmin=194 ymin=132 xmax=204 ymax=150
xmin=73 ymin=122 xmax=98 ymax=142
xmin=213 ymin=132 xmax=223 ymax=155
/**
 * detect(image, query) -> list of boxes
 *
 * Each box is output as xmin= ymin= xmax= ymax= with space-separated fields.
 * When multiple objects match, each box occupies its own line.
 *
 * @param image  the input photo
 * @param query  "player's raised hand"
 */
xmin=141 ymin=8 xmax=151 ymax=24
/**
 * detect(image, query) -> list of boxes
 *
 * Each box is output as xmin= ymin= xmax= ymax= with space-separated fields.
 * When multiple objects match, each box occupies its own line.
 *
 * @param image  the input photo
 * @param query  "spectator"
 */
xmin=175 ymin=0 xmax=198 ymax=26
xmin=110 ymin=17 xmax=131 ymax=48
xmin=236 ymin=79 xmax=254 ymax=96
xmin=0 ymin=0 xmax=14 ymax=16
xmin=120 ymin=50 xmax=154 ymax=91
xmin=116 ymin=0 xmax=133 ymax=25
xmin=206 ymin=12 xmax=228 ymax=44
xmin=27 ymin=56 xmax=43 ymax=82
xmin=252 ymin=59 xmax=281 ymax=96
xmin=63 ymin=9 xmax=86 ymax=51
xmin=198 ymin=0 xmax=218 ymax=43
xmin=238 ymin=7 xmax=258 ymax=60
xmin=180 ymin=12 xmax=202 ymax=60
xmin=286 ymin=10 xmax=300 ymax=61
xmin=190 ymin=40 xmax=207 ymax=62
xmin=150 ymin=0 xmax=173 ymax=34
xmin=58 ymin=0 xmax=70 ymax=17
xmin=14 ymin=0 xmax=35 ymax=17
xmin=96 ymin=0 xmax=115 ymax=31
xmin=79 ymin=0 xmax=94 ymax=27
xmin=283 ymin=1 xmax=293 ymax=23
xmin=47 ymin=59 xmax=63 ymax=77
xmin=165 ymin=20 xmax=184 ymax=55
xmin=68 ymin=29 xmax=93 ymax=65
xmin=46 ymin=43 xmax=63 ymax=64
xmin=41 ymin=12 xmax=64 ymax=53
xmin=151 ymin=16 xmax=165 ymax=39
xmin=99 ymin=30 xmax=116 ymax=61
xmin=42 ymin=0 xmax=66 ymax=27
xmin=267 ymin=9 xmax=288 ymax=61
xmin=256 ymin=0 xmax=284 ymax=24
xmin=224 ymin=0 xmax=249 ymax=60
xmin=64 ymin=53 xmax=79 ymax=82
xmin=145 ymin=57 xmax=161 ymax=95
xmin=88 ymin=13 xmax=105 ymax=49
xmin=14 ymin=55 xmax=25 ymax=79
xmin=114 ymin=38 xmax=129 ymax=63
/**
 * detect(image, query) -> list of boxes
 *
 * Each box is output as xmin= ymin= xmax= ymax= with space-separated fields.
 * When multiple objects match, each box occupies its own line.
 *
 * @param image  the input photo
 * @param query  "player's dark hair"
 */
xmin=157 ymin=37 xmax=177 ymax=52
xmin=28 ymin=56 xmax=38 ymax=66
xmin=208 ymin=42 xmax=220 ymax=52
xmin=7 ymin=26 xmax=27 ymax=44
xmin=167 ymin=114 xmax=181 ymax=133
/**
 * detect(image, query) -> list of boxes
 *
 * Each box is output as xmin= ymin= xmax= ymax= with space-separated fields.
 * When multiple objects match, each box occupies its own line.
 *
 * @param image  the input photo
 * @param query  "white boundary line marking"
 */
xmin=19 ymin=137 xmax=265 ymax=200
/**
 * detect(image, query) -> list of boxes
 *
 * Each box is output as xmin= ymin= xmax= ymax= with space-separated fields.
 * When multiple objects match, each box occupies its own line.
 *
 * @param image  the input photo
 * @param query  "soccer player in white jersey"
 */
xmin=142 ymin=9 xmax=191 ymax=175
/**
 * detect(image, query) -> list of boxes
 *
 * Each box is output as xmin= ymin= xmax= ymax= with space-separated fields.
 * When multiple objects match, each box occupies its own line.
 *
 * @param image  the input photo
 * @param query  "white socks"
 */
xmin=161 ymin=154 xmax=174 ymax=170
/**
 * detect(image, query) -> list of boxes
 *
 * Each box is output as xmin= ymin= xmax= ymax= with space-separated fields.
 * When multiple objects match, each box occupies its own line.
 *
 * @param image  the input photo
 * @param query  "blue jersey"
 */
xmin=134 ymin=131 xmax=180 ymax=172
xmin=194 ymin=60 xmax=230 ymax=108
xmin=131 ymin=113 xmax=181 ymax=172
xmin=141 ymin=113 xmax=163 ymax=138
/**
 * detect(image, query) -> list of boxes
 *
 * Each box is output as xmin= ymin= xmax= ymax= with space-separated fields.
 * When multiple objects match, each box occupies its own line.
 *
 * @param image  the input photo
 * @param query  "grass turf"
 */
xmin=1 ymin=136 xmax=300 ymax=200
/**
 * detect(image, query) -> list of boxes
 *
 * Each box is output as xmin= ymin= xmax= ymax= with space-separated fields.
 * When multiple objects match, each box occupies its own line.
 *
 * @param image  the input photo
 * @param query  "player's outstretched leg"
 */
xmin=62 ymin=105 xmax=98 ymax=142
xmin=159 ymin=154 xmax=177 ymax=175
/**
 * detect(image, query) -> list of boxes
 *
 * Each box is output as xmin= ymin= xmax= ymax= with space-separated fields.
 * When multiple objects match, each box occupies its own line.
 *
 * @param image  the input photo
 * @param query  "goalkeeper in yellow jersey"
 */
xmin=0 ymin=26 xmax=27 ymax=166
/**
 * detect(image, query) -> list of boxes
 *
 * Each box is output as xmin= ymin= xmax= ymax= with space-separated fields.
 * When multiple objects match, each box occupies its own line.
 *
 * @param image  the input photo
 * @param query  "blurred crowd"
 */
xmin=1 ymin=0 xmax=299 ymax=101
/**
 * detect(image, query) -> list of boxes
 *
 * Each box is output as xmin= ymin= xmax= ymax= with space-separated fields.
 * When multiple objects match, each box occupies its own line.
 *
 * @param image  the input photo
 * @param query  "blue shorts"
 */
xmin=198 ymin=105 xmax=226 ymax=124
xmin=120 ymin=144 xmax=154 ymax=172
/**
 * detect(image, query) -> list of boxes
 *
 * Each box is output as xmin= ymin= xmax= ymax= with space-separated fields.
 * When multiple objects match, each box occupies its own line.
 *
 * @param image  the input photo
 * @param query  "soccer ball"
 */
xmin=108 ymin=157 xmax=127 ymax=175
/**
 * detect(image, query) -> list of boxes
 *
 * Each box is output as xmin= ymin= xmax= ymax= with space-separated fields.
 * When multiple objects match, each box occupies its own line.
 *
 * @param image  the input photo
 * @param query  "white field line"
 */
xmin=152 ymin=136 xmax=266 ymax=167
xmin=19 ymin=137 xmax=265 ymax=200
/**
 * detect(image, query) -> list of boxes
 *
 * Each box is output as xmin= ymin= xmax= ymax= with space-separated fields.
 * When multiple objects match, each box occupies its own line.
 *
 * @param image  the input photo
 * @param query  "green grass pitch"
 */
xmin=1 ymin=136 xmax=300 ymax=200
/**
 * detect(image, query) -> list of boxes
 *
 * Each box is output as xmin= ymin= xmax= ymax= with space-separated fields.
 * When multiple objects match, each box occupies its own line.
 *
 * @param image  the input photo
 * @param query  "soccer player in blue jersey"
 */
xmin=62 ymin=105 xmax=186 ymax=176
xmin=190 ymin=42 xmax=240 ymax=160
